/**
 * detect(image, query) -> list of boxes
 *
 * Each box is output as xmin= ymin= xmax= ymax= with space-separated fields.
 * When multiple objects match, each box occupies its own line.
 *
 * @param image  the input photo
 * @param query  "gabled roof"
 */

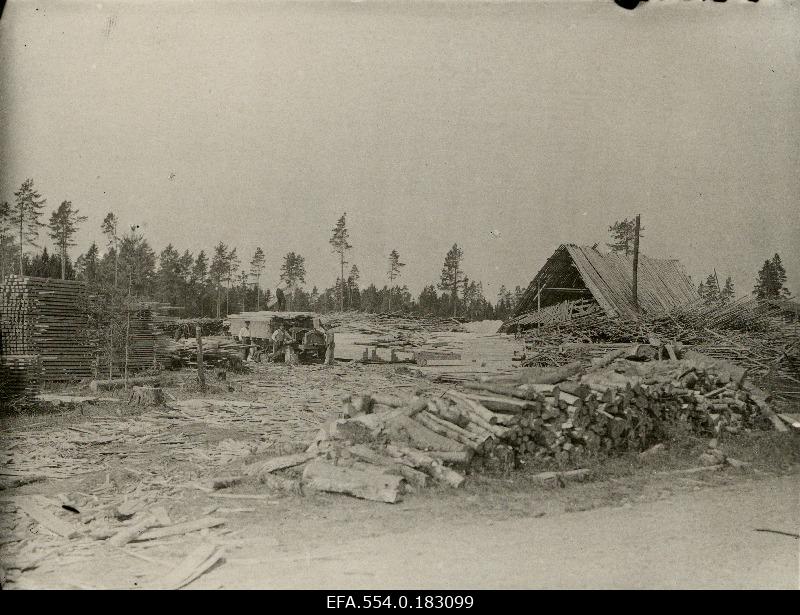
xmin=513 ymin=244 xmax=698 ymax=320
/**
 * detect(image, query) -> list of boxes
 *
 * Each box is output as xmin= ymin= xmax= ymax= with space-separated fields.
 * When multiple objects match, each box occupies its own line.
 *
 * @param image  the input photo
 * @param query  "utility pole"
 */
xmin=632 ymin=214 xmax=641 ymax=311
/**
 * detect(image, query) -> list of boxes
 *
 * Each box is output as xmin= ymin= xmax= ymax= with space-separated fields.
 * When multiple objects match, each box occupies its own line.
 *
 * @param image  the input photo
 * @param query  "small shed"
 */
xmin=502 ymin=244 xmax=698 ymax=331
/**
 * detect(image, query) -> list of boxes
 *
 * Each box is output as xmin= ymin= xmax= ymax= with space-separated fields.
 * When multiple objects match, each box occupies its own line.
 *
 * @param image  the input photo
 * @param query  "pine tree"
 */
xmin=607 ymin=218 xmax=643 ymax=256
xmin=75 ymin=242 xmax=100 ymax=286
xmin=438 ymin=243 xmax=464 ymax=317
xmin=329 ymin=213 xmax=351 ymax=311
xmin=754 ymin=253 xmax=791 ymax=299
xmin=250 ymin=247 xmax=266 ymax=310
xmin=720 ymin=276 xmax=735 ymax=304
xmin=280 ymin=252 xmax=306 ymax=310
xmin=703 ymin=273 xmax=720 ymax=305
xmin=771 ymin=254 xmax=790 ymax=298
xmin=347 ymin=264 xmax=360 ymax=311
xmin=11 ymin=178 xmax=47 ymax=275
xmin=387 ymin=249 xmax=405 ymax=312
xmin=48 ymin=201 xmax=87 ymax=280
xmin=101 ymin=212 xmax=120 ymax=287
xmin=0 ymin=201 xmax=16 ymax=279
xmin=210 ymin=242 xmax=229 ymax=317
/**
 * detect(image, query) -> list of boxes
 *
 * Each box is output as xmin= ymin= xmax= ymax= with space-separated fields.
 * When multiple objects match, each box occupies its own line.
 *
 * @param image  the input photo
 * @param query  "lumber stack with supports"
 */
xmin=0 ymin=276 xmax=95 ymax=384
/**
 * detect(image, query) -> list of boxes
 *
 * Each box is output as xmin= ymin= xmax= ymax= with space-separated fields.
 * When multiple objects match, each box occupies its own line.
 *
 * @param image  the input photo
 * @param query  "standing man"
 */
xmin=275 ymin=287 xmax=286 ymax=312
xmin=269 ymin=323 xmax=288 ymax=361
xmin=238 ymin=320 xmax=252 ymax=361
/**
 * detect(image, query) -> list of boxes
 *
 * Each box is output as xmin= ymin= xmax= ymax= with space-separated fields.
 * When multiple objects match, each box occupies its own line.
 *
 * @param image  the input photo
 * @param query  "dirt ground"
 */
xmin=1 ymin=342 xmax=799 ymax=590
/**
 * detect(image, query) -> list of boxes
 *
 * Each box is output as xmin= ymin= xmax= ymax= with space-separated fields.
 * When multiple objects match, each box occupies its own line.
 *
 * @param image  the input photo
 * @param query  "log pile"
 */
xmin=0 ymin=276 xmax=94 ymax=383
xmin=159 ymin=336 xmax=246 ymax=369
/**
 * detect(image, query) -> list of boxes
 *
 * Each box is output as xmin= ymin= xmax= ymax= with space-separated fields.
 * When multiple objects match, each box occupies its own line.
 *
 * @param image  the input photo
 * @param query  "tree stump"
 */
xmin=128 ymin=386 xmax=165 ymax=406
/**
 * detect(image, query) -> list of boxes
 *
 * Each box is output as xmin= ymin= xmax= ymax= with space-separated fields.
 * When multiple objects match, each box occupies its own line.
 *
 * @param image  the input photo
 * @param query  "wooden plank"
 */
xmin=16 ymin=495 xmax=80 ymax=539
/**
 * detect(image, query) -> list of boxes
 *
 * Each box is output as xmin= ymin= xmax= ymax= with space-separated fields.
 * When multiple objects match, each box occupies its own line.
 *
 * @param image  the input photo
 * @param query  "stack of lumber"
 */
xmin=160 ymin=335 xmax=245 ymax=368
xmin=0 ymin=355 xmax=41 ymax=402
xmin=0 ymin=276 xmax=94 ymax=382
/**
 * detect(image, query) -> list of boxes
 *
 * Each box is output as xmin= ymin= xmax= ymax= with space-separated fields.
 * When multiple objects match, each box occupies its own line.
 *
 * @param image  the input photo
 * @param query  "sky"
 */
xmin=1 ymin=0 xmax=798 ymax=300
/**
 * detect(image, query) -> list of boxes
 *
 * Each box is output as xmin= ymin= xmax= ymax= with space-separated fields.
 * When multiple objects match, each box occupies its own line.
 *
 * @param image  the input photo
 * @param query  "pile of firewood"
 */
xmin=214 ymin=349 xmax=786 ymax=506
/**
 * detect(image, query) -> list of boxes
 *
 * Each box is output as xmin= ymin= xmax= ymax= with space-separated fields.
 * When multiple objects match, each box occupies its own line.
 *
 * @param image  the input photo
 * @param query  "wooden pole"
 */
xmin=632 ymin=214 xmax=641 ymax=311
xmin=196 ymin=324 xmax=206 ymax=394
xmin=124 ymin=308 xmax=130 ymax=388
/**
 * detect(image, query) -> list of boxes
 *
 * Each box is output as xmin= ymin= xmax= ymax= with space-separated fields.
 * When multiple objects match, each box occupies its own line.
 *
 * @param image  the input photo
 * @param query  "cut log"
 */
xmin=414 ymin=410 xmax=485 ymax=451
xmin=384 ymin=444 xmax=465 ymax=488
xmin=242 ymin=451 xmax=318 ymax=477
xmin=347 ymin=445 xmax=429 ymax=488
xmin=445 ymin=391 xmax=512 ymax=439
xmin=427 ymin=398 xmax=470 ymax=429
xmin=385 ymin=414 xmax=468 ymax=453
xmin=427 ymin=450 xmax=474 ymax=465
xmin=302 ymin=460 xmax=404 ymax=503
xmin=747 ymin=385 xmax=788 ymax=432
xmin=463 ymin=393 xmax=535 ymax=414
xmin=462 ymin=381 xmax=538 ymax=400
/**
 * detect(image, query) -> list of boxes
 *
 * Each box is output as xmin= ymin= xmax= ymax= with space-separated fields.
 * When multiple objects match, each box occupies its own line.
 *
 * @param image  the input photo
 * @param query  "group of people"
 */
xmin=237 ymin=320 xmax=290 ymax=363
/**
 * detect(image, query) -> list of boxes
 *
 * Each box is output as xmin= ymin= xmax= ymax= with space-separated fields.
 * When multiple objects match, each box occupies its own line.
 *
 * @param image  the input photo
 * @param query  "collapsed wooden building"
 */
xmin=500 ymin=244 xmax=698 ymax=332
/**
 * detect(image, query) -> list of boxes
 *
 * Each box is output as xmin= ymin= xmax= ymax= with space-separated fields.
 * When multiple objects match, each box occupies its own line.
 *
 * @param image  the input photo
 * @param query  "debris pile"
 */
xmin=515 ymin=297 xmax=800 ymax=391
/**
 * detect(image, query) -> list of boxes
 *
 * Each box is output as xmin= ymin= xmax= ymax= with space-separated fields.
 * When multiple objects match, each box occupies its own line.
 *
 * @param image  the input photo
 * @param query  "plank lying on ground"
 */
xmin=302 ymin=460 xmax=404 ymax=503
xmin=134 ymin=517 xmax=225 ymax=541
xmin=242 ymin=451 xmax=317 ymax=477
xmin=160 ymin=543 xmax=225 ymax=590
xmin=16 ymin=495 xmax=81 ymax=539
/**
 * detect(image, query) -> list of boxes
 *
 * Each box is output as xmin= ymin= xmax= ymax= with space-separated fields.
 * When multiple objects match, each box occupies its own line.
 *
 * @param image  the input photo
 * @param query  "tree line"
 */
xmin=0 ymin=182 xmax=792 ymax=322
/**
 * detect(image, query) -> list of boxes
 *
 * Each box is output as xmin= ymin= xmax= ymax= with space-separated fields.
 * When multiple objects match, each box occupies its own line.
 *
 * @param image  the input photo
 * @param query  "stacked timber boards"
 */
xmin=0 ymin=276 xmax=94 ymax=384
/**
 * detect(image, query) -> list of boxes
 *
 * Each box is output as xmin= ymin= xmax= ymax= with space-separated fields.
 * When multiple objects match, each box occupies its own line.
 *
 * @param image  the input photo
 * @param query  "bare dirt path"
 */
xmin=193 ymin=475 xmax=799 ymax=589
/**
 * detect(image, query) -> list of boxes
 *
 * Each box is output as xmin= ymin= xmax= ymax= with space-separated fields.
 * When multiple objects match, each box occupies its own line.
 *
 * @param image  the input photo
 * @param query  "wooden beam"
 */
xmin=632 ymin=213 xmax=641 ymax=311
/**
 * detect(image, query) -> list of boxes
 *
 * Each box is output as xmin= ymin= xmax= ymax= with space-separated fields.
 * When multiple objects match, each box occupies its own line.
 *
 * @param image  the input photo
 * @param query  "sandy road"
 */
xmin=195 ymin=475 xmax=799 ymax=590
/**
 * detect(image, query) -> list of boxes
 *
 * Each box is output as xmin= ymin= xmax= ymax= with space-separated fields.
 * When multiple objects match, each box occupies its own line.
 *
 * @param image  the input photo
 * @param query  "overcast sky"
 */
xmin=1 ymin=0 xmax=797 ymax=299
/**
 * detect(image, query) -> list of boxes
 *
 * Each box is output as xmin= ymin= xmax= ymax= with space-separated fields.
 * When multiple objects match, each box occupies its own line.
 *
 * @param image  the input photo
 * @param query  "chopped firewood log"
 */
xmin=427 ymin=398 xmax=470 ymax=428
xmin=302 ymin=460 xmax=404 ymax=503
xmin=347 ymin=444 xmax=429 ymax=488
xmin=462 ymin=381 xmax=539 ymax=400
xmin=427 ymin=450 xmax=474 ymax=465
xmin=385 ymin=444 xmax=466 ymax=488
xmin=385 ymin=414 xmax=468 ymax=453
xmin=463 ymin=393 xmax=536 ymax=415
xmin=414 ymin=410 xmax=486 ymax=451
xmin=242 ymin=451 xmax=317 ymax=477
